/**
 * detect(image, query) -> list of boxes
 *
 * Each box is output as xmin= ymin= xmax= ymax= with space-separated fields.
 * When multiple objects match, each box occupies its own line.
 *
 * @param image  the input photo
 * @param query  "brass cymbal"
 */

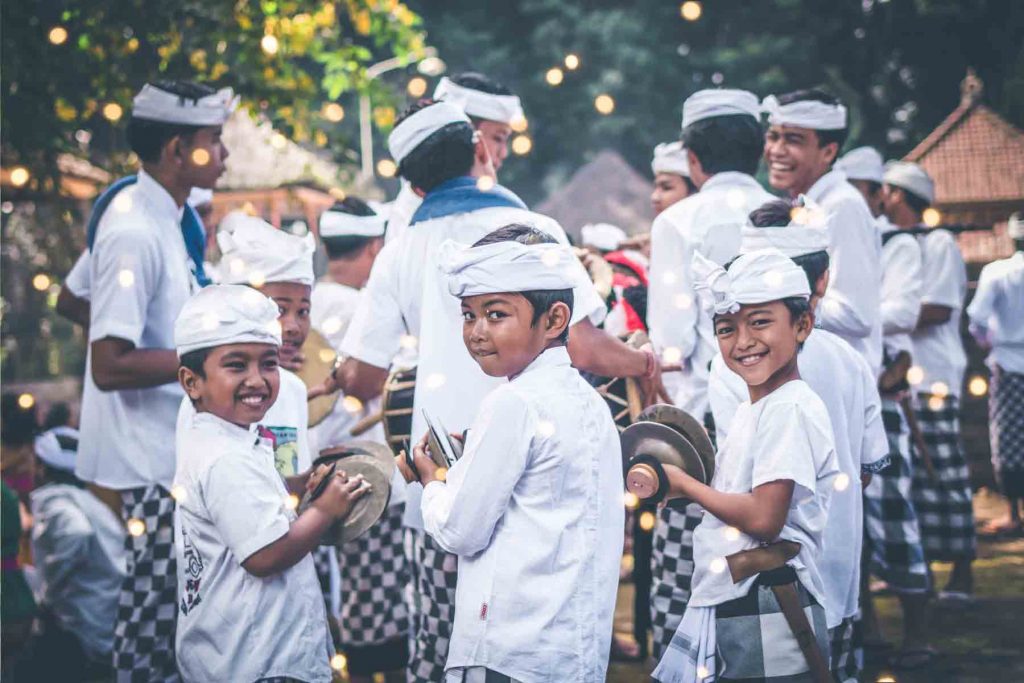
xmin=300 ymin=453 xmax=391 ymax=545
xmin=621 ymin=421 xmax=706 ymax=484
xmin=637 ymin=403 xmax=715 ymax=482
xmin=316 ymin=440 xmax=396 ymax=479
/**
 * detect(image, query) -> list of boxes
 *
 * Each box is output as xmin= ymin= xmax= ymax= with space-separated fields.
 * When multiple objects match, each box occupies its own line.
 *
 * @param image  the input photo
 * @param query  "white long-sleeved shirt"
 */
xmin=967 ymin=251 xmax=1024 ymax=374
xmin=911 ymin=228 xmax=968 ymax=397
xmin=421 ymin=347 xmax=623 ymax=682
xmin=879 ymin=219 xmax=923 ymax=357
xmin=648 ymin=172 xmax=775 ymax=416
xmin=806 ymin=169 xmax=883 ymax=372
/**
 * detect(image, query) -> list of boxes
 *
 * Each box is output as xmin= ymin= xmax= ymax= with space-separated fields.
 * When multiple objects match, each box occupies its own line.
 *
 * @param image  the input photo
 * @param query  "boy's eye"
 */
xmin=751 ymin=317 xmax=773 ymax=328
xmin=462 ymin=311 xmax=475 ymax=322
xmin=486 ymin=310 xmax=506 ymax=321
xmin=298 ymin=308 xmax=310 ymax=318
xmin=715 ymin=325 xmax=734 ymax=336
xmin=262 ymin=359 xmax=279 ymax=370
xmin=224 ymin=361 xmax=246 ymax=371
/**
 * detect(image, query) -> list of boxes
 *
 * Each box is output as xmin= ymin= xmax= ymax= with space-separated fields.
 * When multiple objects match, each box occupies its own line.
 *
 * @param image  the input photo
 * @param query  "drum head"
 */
xmin=621 ymin=421 xmax=707 ymax=485
xmin=300 ymin=453 xmax=391 ymax=545
xmin=297 ymin=329 xmax=340 ymax=427
xmin=637 ymin=403 xmax=715 ymax=482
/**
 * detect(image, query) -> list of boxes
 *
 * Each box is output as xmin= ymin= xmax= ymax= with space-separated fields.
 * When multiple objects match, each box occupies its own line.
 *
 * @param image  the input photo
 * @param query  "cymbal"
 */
xmin=296 ymin=328 xmax=340 ymax=426
xmin=316 ymin=440 xmax=396 ymax=479
xmin=636 ymin=404 xmax=715 ymax=482
xmin=621 ymin=421 xmax=706 ymax=483
xmin=300 ymin=452 xmax=391 ymax=545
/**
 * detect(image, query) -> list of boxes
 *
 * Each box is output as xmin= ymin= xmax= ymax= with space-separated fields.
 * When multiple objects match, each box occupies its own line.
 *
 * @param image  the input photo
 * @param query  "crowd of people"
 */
xmin=0 ymin=68 xmax=1021 ymax=683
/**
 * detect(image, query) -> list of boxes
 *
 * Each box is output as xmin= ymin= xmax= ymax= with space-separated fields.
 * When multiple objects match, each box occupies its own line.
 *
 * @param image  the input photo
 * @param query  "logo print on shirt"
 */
xmin=261 ymin=425 xmax=299 ymax=476
xmin=180 ymin=525 xmax=205 ymax=615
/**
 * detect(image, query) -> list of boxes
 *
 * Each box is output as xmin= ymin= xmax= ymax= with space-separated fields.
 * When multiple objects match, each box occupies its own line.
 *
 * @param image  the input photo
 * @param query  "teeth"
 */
xmin=738 ymin=353 xmax=765 ymax=366
xmin=769 ymin=162 xmax=793 ymax=172
xmin=240 ymin=396 xmax=264 ymax=405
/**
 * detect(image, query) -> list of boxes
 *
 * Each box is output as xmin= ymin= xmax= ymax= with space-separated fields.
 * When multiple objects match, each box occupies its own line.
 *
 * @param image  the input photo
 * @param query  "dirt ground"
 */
xmin=608 ymin=488 xmax=1024 ymax=683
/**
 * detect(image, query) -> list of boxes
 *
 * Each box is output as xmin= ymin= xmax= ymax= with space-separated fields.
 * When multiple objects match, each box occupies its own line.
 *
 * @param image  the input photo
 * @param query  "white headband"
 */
xmin=319 ymin=210 xmax=387 ymax=239
xmin=740 ymin=195 xmax=831 ymax=258
xmin=762 ymin=94 xmax=848 ymax=131
xmin=652 ymin=141 xmax=690 ymax=177
xmin=835 ymin=146 xmax=884 ymax=183
xmin=682 ymin=89 xmax=761 ymax=130
xmin=175 ymin=284 xmax=282 ymax=357
xmin=433 ymin=77 xmax=524 ymax=125
xmin=217 ymin=213 xmax=315 ymax=287
xmin=34 ymin=429 xmax=77 ymax=473
xmin=387 ymin=102 xmax=472 ymax=165
xmin=581 ymin=223 xmax=627 ymax=252
xmin=693 ymin=248 xmax=810 ymax=316
xmin=883 ymin=161 xmax=935 ymax=205
xmin=438 ymin=238 xmax=580 ymax=298
xmin=132 ymin=84 xmax=238 ymax=126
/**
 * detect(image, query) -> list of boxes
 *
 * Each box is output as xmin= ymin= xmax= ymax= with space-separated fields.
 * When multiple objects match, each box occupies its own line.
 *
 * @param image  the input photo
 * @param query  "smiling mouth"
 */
xmin=768 ymin=160 xmax=795 ymax=173
xmin=470 ymin=348 xmax=496 ymax=358
xmin=238 ymin=394 xmax=269 ymax=407
xmin=734 ymin=352 xmax=767 ymax=367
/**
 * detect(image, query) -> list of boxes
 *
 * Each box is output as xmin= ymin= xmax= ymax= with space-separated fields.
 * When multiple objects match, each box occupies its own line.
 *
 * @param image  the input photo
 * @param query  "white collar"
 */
xmin=136 ymin=169 xmax=184 ymax=221
xmin=701 ymin=171 xmax=763 ymax=193
xmin=191 ymin=410 xmax=259 ymax=442
xmin=513 ymin=346 xmax=571 ymax=382
xmin=804 ymin=168 xmax=847 ymax=203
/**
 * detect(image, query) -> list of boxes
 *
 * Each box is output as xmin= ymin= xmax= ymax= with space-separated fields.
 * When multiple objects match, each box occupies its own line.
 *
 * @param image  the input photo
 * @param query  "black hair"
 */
xmin=781 ymin=296 xmax=812 ymax=324
xmin=1 ymin=392 xmax=38 ymax=446
xmin=127 ymin=80 xmax=218 ymax=163
xmin=179 ymin=347 xmax=212 ymax=380
xmin=321 ymin=197 xmax=384 ymax=260
xmin=395 ymin=99 xmax=475 ymax=192
xmin=451 ymin=72 xmax=515 ymax=127
xmin=471 ymin=224 xmax=575 ymax=344
xmin=747 ymin=199 xmax=832 ymax=292
xmin=896 ymin=186 xmax=930 ymax=214
xmin=774 ymin=88 xmax=849 ymax=150
xmin=681 ymin=114 xmax=763 ymax=176
xmin=684 ymin=176 xmax=699 ymax=194
xmin=42 ymin=402 xmax=71 ymax=431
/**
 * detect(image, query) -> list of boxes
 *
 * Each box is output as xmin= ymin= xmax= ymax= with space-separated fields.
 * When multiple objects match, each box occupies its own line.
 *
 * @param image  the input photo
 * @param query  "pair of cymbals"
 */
xmin=299 ymin=440 xmax=393 ymax=545
xmin=620 ymin=404 xmax=715 ymax=503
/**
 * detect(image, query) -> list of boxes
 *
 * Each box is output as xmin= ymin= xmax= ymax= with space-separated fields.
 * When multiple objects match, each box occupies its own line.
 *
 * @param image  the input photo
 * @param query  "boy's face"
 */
xmin=180 ymin=125 xmax=229 ymax=189
xmin=180 ymin=343 xmax=281 ymax=427
xmin=476 ymin=120 xmax=512 ymax=172
xmin=764 ymin=124 xmax=837 ymax=196
xmin=260 ymin=281 xmax=311 ymax=370
xmin=651 ymin=172 xmax=691 ymax=215
xmin=460 ymin=292 xmax=569 ymax=378
xmin=713 ymin=300 xmax=812 ymax=400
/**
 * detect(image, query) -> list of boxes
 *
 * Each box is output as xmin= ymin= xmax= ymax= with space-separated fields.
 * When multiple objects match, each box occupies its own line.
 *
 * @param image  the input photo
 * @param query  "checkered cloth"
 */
xmin=990 ymin=367 xmax=1024 ymax=498
xmin=650 ymin=500 xmax=704 ymax=660
xmin=114 ymin=485 xmax=180 ymax=683
xmin=863 ymin=398 xmax=930 ymax=592
xmin=911 ymin=392 xmax=976 ymax=562
xmin=828 ymin=615 xmax=862 ymax=683
xmin=405 ymin=528 xmax=458 ymax=683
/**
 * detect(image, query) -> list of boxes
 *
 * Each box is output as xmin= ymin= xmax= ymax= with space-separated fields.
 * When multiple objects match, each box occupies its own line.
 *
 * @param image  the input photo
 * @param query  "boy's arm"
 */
xmin=667 ymin=470 xmax=794 ymax=542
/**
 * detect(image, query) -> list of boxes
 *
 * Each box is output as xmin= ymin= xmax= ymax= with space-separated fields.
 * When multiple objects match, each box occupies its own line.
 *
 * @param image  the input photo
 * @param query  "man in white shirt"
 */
xmin=967 ymin=213 xmax=1024 ymax=534
xmin=331 ymin=100 xmax=659 ymax=682
xmin=763 ymin=89 xmax=883 ymax=373
xmin=75 ymin=80 xmax=233 ymax=682
xmin=646 ymin=88 xmax=774 ymax=660
xmin=706 ymin=199 xmax=889 ymax=682
xmin=883 ymin=161 xmax=975 ymax=599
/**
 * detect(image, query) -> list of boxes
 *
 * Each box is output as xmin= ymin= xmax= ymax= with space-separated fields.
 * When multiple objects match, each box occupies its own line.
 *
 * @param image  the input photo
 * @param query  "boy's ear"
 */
xmin=178 ymin=366 xmax=203 ymax=402
xmin=543 ymin=302 xmax=572 ymax=341
xmin=796 ymin=309 xmax=814 ymax=344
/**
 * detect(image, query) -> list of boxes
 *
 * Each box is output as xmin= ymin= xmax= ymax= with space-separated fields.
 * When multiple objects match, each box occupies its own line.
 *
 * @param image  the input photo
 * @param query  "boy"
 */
xmin=172 ymin=284 xmax=369 ymax=682
xmin=651 ymin=141 xmax=696 ymax=216
xmin=399 ymin=227 xmax=624 ymax=682
xmin=708 ymin=200 xmax=891 ymax=681
xmin=654 ymin=248 xmax=839 ymax=683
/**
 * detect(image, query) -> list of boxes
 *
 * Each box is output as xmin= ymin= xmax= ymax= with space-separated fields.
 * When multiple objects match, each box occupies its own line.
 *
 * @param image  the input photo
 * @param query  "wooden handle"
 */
xmin=626 ymin=463 xmax=661 ymax=500
xmin=349 ymin=410 xmax=384 ymax=437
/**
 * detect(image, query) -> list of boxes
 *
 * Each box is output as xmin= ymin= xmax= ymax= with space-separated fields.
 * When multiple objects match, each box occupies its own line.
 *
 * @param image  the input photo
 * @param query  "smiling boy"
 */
xmin=172 ymin=284 xmax=369 ymax=682
xmin=397 ymin=225 xmax=624 ymax=682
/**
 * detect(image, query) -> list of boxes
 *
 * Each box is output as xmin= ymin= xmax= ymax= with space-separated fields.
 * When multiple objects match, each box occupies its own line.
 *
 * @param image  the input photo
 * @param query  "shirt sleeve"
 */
xmin=648 ymin=211 xmax=699 ymax=358
xmin=966 ymin=263 xmax=997 ymax=337
xmin=339 ymin=241 xmax=405 ymax=369
xmin=856 ymin=356 xmax=890 ymax=468
xmin=31 ymin=496 xmax=92 ymax=594
xmin=751 ymin=399 xmax=834 ymax=504
xmin=920 ymin=231 xmax=965 ymax=309
xmin=88 ymin=222 xmax=161 ymax=345
xmin=707 ymin=355 xmax=746 ymax=445
xmin=202 ymin=451 xmax=291 ymax=562
xmin=64 ymin=251 xmax=91 ymax=300
xmin=880 ymin=237 xmax=923 ymax=335
xmin=421 ymin=387 xmax=533 ymax=557
xmin=817 ymin=199 xmax=880 ymax=340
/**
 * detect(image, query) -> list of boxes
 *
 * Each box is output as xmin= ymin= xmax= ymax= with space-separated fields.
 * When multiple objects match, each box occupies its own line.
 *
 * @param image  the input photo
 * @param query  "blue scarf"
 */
xmin=409 ymin=176 xmax=527 ymax=226
xmin=85 ymin=175 xmax=211 ymax=286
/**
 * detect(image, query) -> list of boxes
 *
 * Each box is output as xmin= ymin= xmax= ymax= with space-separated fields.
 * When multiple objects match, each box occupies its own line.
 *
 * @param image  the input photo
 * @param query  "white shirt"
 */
xmin=967 ymin=251 xmax=1024 ymax=374
xmin=341 ymin=205 xmax=606 ymax=530
xmin=648 ymin=172 xmax=775 ymax=416
xmin=65 ymin=251 xmax=91 ymax=298
xmin=421 ymin=347 xmax=623 ymax=682
xmin=879 ymin=221 xmax=923 ymax=357
xmin=383 ymin=180 xmax=422 ymax=245
xmin=911 ymin=228 xmax=968 ymax=396
xmin=174 ymin=411 xmax=332 ymax=683
xmin=691 ymin=380 xmax=838 ymax=611
xmin=806 ymin=169 xmax=884 ymax=372
xmin=77 ymin=170 xmax=198 ymax=490
xmin=30 ymin=482 xmax=127 ymax=658
xmin=708 ymin=330 xmax=887 ymax=626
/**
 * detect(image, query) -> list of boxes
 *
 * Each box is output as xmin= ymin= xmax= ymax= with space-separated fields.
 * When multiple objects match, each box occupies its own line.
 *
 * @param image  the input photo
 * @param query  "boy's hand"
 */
xmin=305 ymin=464 xmax=331 ymax=494
xmin=396 ymin=433 xmax=444 ymax=485
xmin=312 ymin=470 xmax=371 ymax=518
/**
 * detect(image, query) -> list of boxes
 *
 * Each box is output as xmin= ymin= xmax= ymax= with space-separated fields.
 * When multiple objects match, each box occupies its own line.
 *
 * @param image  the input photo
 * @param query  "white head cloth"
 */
xmin=132 ymin=84 xmax=238 ymax=126
xmin=433 ymin=77 xmax=524 ymax=125
xmin=883 ymin=161 xmax=935 ymax=204
xmin=1008 ymin=212 xmax=1024 ymax=240
xmin=681 ymin=89 xmax=761 ymax=130
xmin=740 ymin=195 xmax=831 ymax=257
xmin=387 ymin=101 xmax=472 ymax=164
xmin=175 ymin=284 xmax=282 ymax=357
xmin=319 ymin=208 xmax=386 ymax=239
xmin=581 ymin=223 xmax=627 ymax=252
xmin=34 ymin=429 xmax=77 ymax=473
xmin=187 ymin=187 xmax=214 ymax=208
xmin=217 ymin=213 xmax=315 ymax=286
xmin=438 ymin=238 xmax=579 ymax=298
xmin=692 ymin=248 xmax=811 ymax=316
xmin=762 ymin=94 xmax=848 ymax=130
xmin=652 ymin=141 xmax=690 ymax=177
xmin=836 ymin=146 xmax=885 ymax=183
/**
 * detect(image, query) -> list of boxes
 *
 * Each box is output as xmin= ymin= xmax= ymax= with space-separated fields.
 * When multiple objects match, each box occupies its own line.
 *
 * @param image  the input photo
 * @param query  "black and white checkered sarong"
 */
xmin=863 ymin=399 xmax=929 ymax=592
xmin=828 ymin=615 xmax=862 ymax=683
xmin=650 ymin=500 xmax=704 ymax=660
xmin=911 ymin=392 xmax=976 ymax=562
xmin=991 ymin=367 xmax=1024 ymax=498
xmin=115 ymin=485 xmax=179 ymax=682
xmin=405 ymin=527 xmax=457 ymax=683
